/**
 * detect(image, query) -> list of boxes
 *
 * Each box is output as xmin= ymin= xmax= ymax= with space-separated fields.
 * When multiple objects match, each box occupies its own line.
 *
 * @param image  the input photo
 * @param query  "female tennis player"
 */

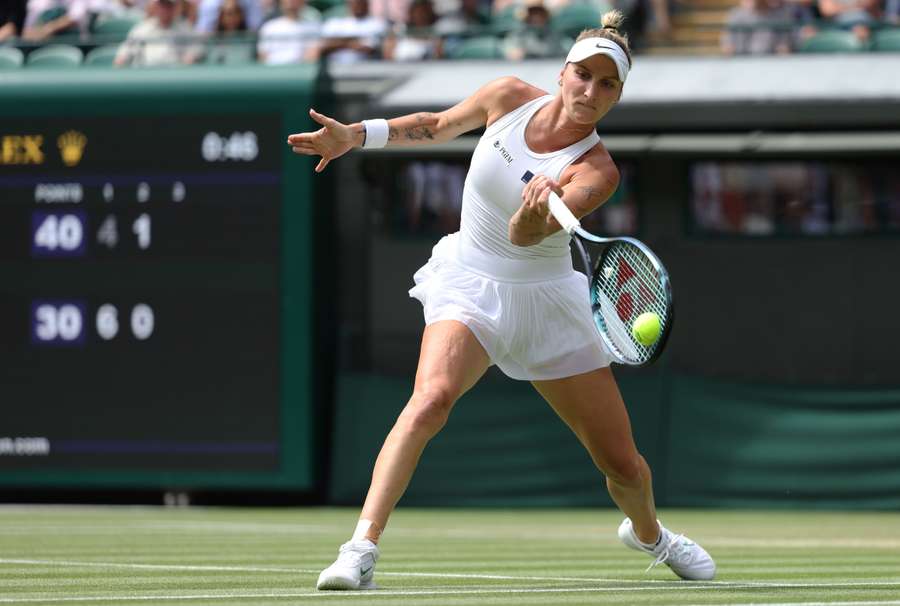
xmin=288 ymin=10 xmax=715 ymax=590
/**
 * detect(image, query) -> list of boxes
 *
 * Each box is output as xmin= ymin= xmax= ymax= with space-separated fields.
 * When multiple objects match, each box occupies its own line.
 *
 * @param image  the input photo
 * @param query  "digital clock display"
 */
xmin=0 ymin=114 xmax=284 ymax=473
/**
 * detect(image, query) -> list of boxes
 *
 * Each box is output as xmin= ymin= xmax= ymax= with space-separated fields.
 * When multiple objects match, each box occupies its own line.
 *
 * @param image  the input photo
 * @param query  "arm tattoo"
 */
xmin=387 ymin=125 xmax=435 ymax=142
xmin=578 ymin=185 xmax=602 ymax=203
xmin=387 ymin=112 xmax=438 ymax=142
xmin=402 ymin=126 xmax=435 ymax=141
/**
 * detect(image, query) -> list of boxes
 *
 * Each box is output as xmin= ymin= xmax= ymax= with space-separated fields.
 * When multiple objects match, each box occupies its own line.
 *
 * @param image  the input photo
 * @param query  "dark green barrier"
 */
xmin=665 ymin=376 xmax=900 ymax=509
xmin=331 ymin=371 xmax=900 ymax=509
xmin=0 ymin=66 xmax=324 ymax=492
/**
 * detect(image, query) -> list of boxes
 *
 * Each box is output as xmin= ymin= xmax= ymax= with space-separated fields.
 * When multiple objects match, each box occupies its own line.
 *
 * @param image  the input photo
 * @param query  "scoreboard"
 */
xmin=0 ymin=67 xmax=320 ymax=491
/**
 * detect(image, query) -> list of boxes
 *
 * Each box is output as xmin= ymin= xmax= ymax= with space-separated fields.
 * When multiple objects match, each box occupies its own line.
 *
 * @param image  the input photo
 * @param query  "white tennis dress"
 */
xmin=409 ymin=94 xmax=614 ymax=380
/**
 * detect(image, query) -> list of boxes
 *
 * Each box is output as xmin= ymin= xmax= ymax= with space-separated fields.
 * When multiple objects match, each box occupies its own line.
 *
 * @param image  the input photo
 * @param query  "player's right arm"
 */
xmin=287 ymin=77 xmax=540 ymax=172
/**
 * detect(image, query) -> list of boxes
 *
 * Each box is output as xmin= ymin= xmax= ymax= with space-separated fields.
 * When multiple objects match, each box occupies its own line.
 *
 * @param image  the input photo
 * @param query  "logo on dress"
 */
xmin=492 ymin=139 xmax=514 ymax=166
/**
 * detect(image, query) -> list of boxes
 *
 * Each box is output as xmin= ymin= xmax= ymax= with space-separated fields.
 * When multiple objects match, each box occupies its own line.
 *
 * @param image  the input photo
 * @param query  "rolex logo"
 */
xmin=57 ymin=130 xmax=87 ymax=167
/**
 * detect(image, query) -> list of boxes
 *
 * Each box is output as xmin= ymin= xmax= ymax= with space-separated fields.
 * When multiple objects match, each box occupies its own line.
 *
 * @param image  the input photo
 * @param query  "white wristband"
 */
xmin=362 ymin=119 xmax=389 ymax=149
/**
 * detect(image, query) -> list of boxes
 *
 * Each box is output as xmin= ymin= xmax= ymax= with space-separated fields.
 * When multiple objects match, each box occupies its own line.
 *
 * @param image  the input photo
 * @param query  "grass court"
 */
xmin=1 ymin=506 xmax=899 ymax=605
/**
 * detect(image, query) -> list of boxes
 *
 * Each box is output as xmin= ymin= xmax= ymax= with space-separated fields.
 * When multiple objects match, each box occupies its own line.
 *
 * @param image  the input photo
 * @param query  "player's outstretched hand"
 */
xmin=287 ymin=109 xmax=356 ymax=173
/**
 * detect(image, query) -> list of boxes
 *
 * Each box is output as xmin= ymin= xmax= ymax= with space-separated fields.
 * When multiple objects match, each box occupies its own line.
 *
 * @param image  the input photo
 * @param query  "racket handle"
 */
xmin=547 ymin=191 xmax=581 ymax=235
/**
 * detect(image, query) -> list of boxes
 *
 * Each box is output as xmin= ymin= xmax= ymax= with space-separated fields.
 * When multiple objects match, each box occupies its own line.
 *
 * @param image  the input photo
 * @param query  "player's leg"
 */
xmin=531 ymin=367 xmax=715 ymax=580
xmin=532 ymin=367 xmax=658 ymax=539
xmin=317 ymin=320 xmax=490 ymax=590
xmin=360 ymin=319 xmax=490 ymax=531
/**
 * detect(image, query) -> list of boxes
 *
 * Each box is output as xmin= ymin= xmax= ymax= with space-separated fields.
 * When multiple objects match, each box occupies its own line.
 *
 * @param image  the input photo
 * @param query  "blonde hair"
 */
xmin=574 ymin=9 xmax=632 ymax=68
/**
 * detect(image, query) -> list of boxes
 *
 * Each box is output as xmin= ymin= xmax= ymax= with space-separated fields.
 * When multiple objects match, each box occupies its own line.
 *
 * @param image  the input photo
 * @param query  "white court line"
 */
xmin=0 ymin=559 xmax=298 ymax=574
xmin=0 ymin=522 xmax=340 ymax=535
xmin=0 ymin=558 xmax=688 ymax=583
xmin=683 ymin=603 xmax=900 ymax=606
xmin=704 ymin=538 xmax=900 ymax=549
xmin=3 ymin=590 xmax=900 ymax=604
xmin=2 ymin=558 xmax=900 ymax=590
xmin=5 ymin=524 xmax=900 ymax=549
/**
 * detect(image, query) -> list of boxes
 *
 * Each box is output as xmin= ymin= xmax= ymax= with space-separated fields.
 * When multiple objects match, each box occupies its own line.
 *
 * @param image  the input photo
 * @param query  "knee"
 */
xmin=603 ymin=453 xmax=646 ymax=488
xmin=398 ymin=387 xmax=455 ymax=439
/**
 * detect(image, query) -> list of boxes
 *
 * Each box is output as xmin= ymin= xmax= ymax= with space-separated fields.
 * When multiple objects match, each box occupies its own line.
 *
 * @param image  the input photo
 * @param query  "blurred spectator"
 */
xmin=316 ymin=0 xmax=387 ymax=63
xmin=382 ymin=0 xmax=442 ymax=60
xmin=887 ymin=0 xmax=898 ymax=22
xmin=368 ymin=0 xmax=409 ymax=24
xmin=492 ymin=0 xmax=570 ymax=13
xmin=204 ymin=0 xmax=250 ymax=61
xmin=429 ymin=0 xmax=458 ymax=16
xmin=22 ymin=0 xmax=90 ymax=40
xmin=27 ymin=0 xmax=150 ymax=41
xmin=215 ymin=0 xmax=245 ymax=30
xmin=816 ymin=0 xmax=881 ymax=42
xmin=257 ymin=0 xmax=319 ymax=63
xmin=502 ymin=0 xmax=567 ymax=60
xmin=721 ymin=0 xmax=795 ymax=55
xmin=434 ymin=0 xmax=489 ymax=53
xmin=177 ymin=0 xmax=198 ymax=24
xmin=613 ymin=0 xmax=671 ymax=45
xmin=195 ymin=0 xmax=262 ymax=33
xmin=832 ymin=164 xmax=877 ymax=233
xmin=0 ymin=0 xmax=27 ymax=41
xmin=648 ymin=0 xmax=670 ymax=35
xmin=404 ymin=161 xmax=464 ymax=235
xmin=114 ymin=0 xmax=202 ymax=65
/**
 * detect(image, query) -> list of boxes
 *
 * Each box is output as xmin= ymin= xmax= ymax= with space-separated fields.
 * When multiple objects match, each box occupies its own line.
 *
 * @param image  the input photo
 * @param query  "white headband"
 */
xmin=565 ymin=37 xmax=630 ymax=83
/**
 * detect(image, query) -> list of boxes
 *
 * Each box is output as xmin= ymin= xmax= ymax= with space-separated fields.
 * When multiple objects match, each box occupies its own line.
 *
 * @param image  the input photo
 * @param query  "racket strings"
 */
xmin=592 ymin=242 xmax=670 ymax=364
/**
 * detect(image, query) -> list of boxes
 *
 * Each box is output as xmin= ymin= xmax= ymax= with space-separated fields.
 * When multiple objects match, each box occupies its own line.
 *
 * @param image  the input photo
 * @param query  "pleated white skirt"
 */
xmin=408 ymin=233 xmax=613 ymax=381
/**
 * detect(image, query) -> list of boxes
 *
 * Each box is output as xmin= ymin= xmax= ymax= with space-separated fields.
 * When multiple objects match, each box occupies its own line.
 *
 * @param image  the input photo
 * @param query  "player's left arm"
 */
xmin=509 ymin=146 xmax=620 ymax=247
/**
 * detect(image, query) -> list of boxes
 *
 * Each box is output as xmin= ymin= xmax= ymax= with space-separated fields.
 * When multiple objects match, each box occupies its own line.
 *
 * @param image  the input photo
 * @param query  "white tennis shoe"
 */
xmin=316 ymin=539 xmax=380 ymax=590
xmin=617 ymin=518 xmax=716 ymax=580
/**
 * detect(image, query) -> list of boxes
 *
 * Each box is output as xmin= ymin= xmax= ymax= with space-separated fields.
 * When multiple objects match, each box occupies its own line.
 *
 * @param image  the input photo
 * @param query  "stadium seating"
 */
xmin=872 ymin=28 xmax=900 ymax=52
xmin=204 ymin=41 xmax=256 ymax=65
xmin=309 ymin=0 xmax=343 ymax=13
xmin=322 ymin=4 xmax=349 ymax=19
xmin=83 ymin=44 xmax=120 ymax=66
xmin=447 ymin=35 xmax=502 ymax=59
xmin=490 ymin=5 xmax=520 ymax=35
xmin=303 ymin=5 xmax=323 ymax=21
xmin=25 ymin=44 xmax=84 ymax=67
xmin=91 ymin=17 xmax=140 ymax=40
xmin=798 ymin=29 xmax=865 ymax=53
xmin=0 ymin=46 xmax=25 ymax=68
xmin=550 ymin=3 xmax=603 ymax=39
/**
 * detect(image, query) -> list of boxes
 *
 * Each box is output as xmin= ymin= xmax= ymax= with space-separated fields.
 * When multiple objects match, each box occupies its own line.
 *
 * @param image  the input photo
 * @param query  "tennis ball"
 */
xmin=632 ymin=312 xmax=661 ymax=347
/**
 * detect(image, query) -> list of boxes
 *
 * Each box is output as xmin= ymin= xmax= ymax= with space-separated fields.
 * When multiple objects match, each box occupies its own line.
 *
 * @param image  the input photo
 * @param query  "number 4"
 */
xmin=97 ymin=215 xmax=118 ymax=249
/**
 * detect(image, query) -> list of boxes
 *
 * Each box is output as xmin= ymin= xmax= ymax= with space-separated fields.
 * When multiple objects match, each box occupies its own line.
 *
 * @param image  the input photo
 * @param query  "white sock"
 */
xmin=351 ymin=519 xmax=378 ymax=543
xmin=636 ymin=522 xmax=663 ymax=550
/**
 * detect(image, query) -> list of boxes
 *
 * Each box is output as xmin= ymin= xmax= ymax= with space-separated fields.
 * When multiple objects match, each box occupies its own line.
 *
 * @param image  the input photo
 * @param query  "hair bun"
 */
xmin=599 ymin=8 xmax=626 ymax=32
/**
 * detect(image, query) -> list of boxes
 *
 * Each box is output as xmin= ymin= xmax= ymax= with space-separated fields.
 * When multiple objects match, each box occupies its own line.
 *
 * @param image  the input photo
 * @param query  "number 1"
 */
xmin=133 ymin=214 xmax=151 ymax=249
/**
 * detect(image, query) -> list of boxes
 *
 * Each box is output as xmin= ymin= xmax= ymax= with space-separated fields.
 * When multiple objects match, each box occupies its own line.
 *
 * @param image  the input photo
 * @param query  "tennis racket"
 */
xmin=522 ymin=171 xmax=674 ymax=367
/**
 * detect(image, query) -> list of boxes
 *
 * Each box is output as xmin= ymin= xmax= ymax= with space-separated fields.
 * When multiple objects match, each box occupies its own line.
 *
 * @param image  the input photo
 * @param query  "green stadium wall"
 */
xmin=330 ymin=371 xmax=900 ymax=509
